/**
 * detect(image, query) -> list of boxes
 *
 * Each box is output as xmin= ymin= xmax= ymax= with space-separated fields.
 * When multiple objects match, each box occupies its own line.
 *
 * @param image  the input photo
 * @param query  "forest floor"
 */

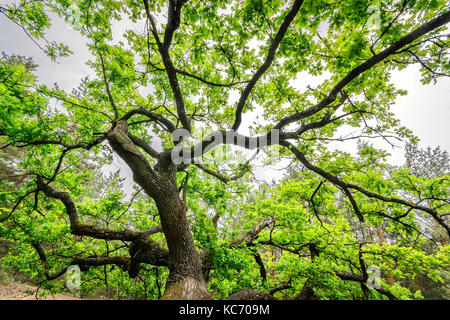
xmin=0 ymin=241 xmax=83 ymax=300
xmin=0 ymin=282 xmax=81 ymax=300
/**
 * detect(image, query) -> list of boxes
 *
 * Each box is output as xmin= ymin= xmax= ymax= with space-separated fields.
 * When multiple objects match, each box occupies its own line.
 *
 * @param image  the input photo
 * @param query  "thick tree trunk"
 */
xmin=107 ymin=121 xmax=210 ymax=299
xmin=153 ymin=175 xmax=210 ymax=299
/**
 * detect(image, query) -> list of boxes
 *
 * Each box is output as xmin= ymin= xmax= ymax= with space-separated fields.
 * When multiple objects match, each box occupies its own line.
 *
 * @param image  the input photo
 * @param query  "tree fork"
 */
xmin=106 ymin=121 xmax=210 ymax=299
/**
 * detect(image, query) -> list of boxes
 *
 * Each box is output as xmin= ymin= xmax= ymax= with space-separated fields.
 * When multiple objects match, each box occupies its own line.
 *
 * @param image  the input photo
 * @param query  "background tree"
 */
xmin=0 ymin=0 xmax=449 ymax=299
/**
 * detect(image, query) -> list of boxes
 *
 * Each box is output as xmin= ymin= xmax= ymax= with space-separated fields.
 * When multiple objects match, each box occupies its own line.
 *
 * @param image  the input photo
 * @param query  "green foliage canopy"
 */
xmin=0 ymin=0 xmax=449 ymax=299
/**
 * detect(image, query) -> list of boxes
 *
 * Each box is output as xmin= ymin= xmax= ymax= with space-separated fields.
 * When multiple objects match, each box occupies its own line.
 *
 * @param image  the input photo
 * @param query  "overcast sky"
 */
xmin=1 ymin=8 xmax=449 ymax=185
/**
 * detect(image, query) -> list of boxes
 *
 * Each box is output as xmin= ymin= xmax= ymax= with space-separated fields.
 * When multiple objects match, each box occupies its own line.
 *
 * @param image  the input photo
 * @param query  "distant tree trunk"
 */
xmin=376 ymin=226 xmax=386 ymax=243
xmin=439 ymin=233 xmax=447 ymax=246
xmin=14 ymin=173 xmax=28 ymax=187
xmin=376 ymin=226 xmax=395 ymax=285
xmin=415 ymin=275 xmax=423 ymax=297
xmin=359 ymin=221 xmax=367 ymax=241
xmin=368 ymin=227 xmax=374 ymax=243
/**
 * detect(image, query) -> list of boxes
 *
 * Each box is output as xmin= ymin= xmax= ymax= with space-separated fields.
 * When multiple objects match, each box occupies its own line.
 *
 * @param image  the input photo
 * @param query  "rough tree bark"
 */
xmin=107 ymin=120 xmax=210 ymax=299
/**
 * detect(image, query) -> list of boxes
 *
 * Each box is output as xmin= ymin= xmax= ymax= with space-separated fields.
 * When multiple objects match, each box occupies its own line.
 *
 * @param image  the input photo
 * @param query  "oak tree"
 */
xmin=0 ymin=0 xmax=449 ymax=299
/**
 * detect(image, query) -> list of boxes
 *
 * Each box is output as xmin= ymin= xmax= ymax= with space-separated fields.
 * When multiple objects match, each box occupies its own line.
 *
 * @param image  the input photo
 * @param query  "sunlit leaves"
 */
xmin=0 ymin=0 xmax=449 ymax=300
